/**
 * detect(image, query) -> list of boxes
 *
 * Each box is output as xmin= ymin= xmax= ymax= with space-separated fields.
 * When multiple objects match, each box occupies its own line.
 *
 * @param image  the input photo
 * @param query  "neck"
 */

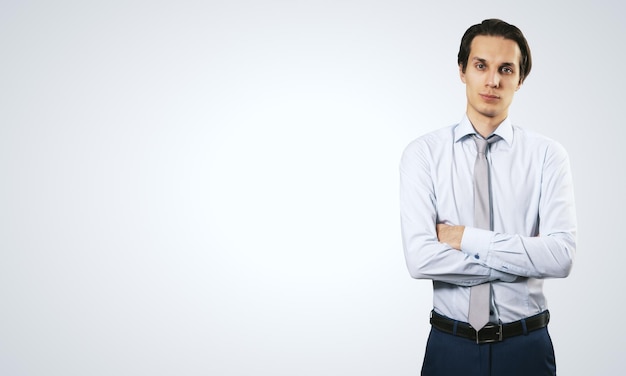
xmin=466 ymin=111 xmax=507 ymax=138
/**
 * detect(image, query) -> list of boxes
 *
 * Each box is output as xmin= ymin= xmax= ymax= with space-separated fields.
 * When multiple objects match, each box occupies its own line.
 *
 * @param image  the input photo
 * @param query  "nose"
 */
xmin=486 ymin=69 xmax=500 ymax=88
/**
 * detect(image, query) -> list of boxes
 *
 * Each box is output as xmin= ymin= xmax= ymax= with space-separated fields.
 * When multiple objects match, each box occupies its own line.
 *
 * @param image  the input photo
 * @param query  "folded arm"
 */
xmin=460 ymin=142 xmax=576 ymax=278
xmin=400 ymin=139 xmax=576 ymax=285
xmin=400 ymin=143 xmax=515 ymax=286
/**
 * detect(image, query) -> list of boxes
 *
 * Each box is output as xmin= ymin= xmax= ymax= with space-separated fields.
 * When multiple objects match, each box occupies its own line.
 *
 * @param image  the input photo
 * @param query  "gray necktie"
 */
xmin=468 ymin=134 xmax=499 ymax=331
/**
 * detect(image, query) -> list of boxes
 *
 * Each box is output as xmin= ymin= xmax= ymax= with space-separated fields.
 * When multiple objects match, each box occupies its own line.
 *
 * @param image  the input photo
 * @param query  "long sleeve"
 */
xmin=460 ymin=141 xmax=577 ymax=278
xmin=399 ymin=133 xmax=515 ymax=286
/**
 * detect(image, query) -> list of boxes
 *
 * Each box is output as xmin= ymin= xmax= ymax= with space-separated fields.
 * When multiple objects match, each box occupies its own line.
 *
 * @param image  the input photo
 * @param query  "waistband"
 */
xmin=429 ymin=310 xmax=550 ymax=344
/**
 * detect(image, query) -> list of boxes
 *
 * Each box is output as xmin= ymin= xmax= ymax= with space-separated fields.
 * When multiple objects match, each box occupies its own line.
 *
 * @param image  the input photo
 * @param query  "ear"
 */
xmin=459 ymin=64 xmax=466 ymax=83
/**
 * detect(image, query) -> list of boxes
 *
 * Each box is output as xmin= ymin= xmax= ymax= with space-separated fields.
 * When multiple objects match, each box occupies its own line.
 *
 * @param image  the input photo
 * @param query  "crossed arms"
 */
xmin=399 ymin=137 xmax=577 ymax=287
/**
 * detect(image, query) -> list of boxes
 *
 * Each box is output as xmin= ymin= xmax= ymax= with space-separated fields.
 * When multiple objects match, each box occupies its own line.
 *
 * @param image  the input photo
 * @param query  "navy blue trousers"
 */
xmin=421 ymin=326 xmax=556 ymax=376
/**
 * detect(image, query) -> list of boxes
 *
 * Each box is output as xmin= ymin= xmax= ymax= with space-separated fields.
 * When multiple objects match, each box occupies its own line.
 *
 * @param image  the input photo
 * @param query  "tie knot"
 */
xmin=473 ymin=134 xmax=500 ymax=155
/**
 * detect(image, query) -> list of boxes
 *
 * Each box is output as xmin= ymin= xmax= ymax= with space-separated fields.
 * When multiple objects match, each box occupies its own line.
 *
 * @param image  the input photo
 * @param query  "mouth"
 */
xmin=480 ymin=93 xmax=500 ymax=102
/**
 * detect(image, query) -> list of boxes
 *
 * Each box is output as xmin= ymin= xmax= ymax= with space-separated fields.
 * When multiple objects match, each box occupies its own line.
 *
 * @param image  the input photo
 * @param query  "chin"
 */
xmin=477 ymin=109 xmax=500 ymax=118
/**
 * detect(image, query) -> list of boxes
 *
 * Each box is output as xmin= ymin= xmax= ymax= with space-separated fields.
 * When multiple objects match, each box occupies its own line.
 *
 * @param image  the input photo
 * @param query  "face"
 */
xmin=460 ymin=35 xmax=522 ymax=126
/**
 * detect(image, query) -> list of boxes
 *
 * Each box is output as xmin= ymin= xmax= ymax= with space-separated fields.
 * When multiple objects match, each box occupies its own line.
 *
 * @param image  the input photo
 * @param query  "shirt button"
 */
xmin=474 ymin=254 xmax=480 ymax=259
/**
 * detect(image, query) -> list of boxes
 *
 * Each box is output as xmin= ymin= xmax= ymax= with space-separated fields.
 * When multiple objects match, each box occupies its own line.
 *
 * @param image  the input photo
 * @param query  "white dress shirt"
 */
xmin=399 ymin=115 xmax=577 ymax=323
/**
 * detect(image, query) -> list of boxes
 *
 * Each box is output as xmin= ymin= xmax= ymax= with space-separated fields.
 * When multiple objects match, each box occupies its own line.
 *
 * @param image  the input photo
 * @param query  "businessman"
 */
xmin=399 ymin=19 xmax=577 ymax=375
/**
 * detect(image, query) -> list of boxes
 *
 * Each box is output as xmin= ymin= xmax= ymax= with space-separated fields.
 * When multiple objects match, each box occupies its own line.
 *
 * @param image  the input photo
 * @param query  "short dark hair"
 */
xmin=457 ymin=19 xmax=532 ymax=84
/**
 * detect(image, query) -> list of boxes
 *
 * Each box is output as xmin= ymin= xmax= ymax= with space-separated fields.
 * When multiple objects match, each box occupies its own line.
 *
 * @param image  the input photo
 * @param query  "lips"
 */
xmin=480 ymin=93 xmax=500 ymax=101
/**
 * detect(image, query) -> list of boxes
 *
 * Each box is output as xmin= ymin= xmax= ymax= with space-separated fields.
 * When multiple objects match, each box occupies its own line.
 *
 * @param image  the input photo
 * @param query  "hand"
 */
xmin=436 ymin=223 xmax=465 ymax=250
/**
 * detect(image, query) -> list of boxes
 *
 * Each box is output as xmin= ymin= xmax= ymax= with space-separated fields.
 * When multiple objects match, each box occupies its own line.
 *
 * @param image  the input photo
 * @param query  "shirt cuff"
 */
xmin=460 ymin=226 xmax=493 ymax=262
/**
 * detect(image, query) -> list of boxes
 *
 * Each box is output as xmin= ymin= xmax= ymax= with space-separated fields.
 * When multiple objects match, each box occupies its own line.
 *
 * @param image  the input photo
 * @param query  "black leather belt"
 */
xmin=430 ymin=310 xmax=550 ymax=344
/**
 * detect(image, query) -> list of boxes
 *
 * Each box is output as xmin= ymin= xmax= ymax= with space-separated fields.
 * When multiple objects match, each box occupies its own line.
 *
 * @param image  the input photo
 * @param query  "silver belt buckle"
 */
xmin=475 ymin=323 xmax=503 ymax=344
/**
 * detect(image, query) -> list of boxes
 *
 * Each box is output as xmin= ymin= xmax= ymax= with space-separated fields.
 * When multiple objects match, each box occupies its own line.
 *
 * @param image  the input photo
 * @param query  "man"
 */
xmin=399 ymin=19 xmax=576 ymax=375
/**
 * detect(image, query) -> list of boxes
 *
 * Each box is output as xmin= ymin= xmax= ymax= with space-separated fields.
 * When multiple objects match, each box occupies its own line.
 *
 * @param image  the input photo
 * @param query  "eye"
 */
xmin=475 ymin=63 xmax=486 ymax=70
xmin=500 ymin=66 xmax=514 ymax=74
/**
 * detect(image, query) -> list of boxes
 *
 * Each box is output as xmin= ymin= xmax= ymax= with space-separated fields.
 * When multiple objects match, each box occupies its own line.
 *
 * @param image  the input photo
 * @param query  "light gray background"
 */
xmin=1 ymin=0 xmax=624 ymax=375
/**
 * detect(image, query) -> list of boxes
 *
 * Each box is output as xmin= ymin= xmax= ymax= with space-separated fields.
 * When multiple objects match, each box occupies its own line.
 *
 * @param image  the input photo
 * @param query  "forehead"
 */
xmin=469 ymin=35 xmax=521 ymax=65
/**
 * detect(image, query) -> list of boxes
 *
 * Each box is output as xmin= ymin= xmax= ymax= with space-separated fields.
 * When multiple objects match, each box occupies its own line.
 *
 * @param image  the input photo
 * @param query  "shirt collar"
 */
xmin=454 ymin=114 xmax=513 ymax=145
